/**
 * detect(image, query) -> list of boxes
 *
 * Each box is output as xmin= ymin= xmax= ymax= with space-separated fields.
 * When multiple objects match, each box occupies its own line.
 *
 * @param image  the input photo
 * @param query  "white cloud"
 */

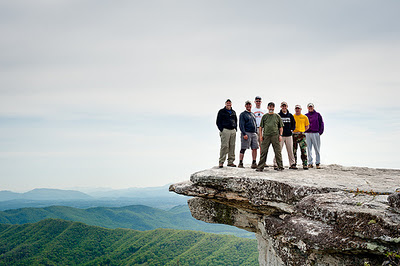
xmin=0 ymin=0 xmax=399 ymax=190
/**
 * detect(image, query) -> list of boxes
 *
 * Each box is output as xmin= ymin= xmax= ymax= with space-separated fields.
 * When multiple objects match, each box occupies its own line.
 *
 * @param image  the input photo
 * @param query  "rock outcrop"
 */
xmin=169 ymin=165 xmax=400 ymax=265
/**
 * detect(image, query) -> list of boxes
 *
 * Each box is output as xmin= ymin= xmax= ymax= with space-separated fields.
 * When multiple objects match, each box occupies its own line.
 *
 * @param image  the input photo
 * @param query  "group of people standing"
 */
xmin=216 ymin=96 xmax=324 ymax=171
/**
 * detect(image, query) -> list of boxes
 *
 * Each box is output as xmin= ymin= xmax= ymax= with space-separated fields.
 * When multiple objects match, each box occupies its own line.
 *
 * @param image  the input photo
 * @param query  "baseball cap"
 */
xmin=267 ymin=102 xmax=275 ymax=107
xmin=225 ymin=99 xmax=232 ymax=103
xmin=281 ymin=101 xmax=288 ymax=106
xmin=245 ymin=100 xmax=252 ymax=105
xmin=307 ymin=103 xmax=314 ymax=107
xmin=295 ymin=104 xmax=302 ymax=109
xmin=255 ymin=96 xmax=262 ymax=100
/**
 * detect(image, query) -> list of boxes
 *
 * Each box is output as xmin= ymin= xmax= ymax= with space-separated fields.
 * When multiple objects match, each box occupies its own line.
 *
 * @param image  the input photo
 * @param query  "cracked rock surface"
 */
xmin=169 ymin=164 xmax=400 ymax=266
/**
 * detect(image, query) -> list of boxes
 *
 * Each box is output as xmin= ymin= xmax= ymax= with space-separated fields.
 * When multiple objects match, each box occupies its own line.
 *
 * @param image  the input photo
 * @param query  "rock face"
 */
xmin=169 ymin=165 xmax=400 ymax=265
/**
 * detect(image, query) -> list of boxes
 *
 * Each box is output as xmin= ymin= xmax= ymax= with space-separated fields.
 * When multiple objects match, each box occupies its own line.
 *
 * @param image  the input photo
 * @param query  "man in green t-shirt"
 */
xmin=256 ymin=102 xmax=284 ymax=172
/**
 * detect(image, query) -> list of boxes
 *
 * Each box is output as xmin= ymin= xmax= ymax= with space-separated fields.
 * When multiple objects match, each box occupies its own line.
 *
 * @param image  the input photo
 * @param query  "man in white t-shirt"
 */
xmin=251 ymin=96 xmax=267 ymax=144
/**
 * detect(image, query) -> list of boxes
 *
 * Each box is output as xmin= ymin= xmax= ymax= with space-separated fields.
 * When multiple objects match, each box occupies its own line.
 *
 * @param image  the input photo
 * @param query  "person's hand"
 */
xmin=244 ymin=135 xmax=248 ymax=140
xmin=279 ymin=136 xmax=282 ymax=142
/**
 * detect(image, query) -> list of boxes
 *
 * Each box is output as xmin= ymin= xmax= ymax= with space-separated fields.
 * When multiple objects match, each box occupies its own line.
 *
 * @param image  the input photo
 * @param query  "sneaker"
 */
xmin=276 ymin=167 xmax=284 ymax=171
xmin=238 ymin=163 xmax=244 ymax=168
xmin=251 ymin=162 xmax=258 ymax=169
xmin=308 ymin=164 xmax=314 ymax=168
xmin=289 ymin=164 xmax=298 ymax=170
xmin=274 ymin=167 xmax=278 ymax=170
xmin=316 ymin=164 xmax=321 ymax=169
xmin=218 ymin=164 xmax=223 ymax=168
xmin=227 ymin=163 xmax=236 ymax=167
xmin=303 ymin=166 xmax=309 ymax=170
xmin=255 ymin=168 xmax=263 ymax=172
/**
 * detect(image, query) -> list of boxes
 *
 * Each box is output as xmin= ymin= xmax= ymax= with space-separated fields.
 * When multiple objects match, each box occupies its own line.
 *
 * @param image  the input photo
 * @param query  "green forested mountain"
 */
xmin=0 ymin=219 xmax=258 ymax=265
xmin=0 ymin=204 xmax=254 ymax=238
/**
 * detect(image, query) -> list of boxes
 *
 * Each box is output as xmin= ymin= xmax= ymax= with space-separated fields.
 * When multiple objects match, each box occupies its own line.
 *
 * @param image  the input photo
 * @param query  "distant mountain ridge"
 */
xmin=0 ymin=185 xmax=180 ymax=201
xmin=0 ymin=188 xmax=92 ymax=201
xmin=0 ymin=219 xmax=258 ymax=265
xmin=0 ymin=185 xmax=188 ymax=211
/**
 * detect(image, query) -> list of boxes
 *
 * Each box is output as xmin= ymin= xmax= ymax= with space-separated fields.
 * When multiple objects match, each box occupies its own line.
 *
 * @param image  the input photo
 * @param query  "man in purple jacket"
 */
xmin=305 ymin=103 xmax=324 ymax=169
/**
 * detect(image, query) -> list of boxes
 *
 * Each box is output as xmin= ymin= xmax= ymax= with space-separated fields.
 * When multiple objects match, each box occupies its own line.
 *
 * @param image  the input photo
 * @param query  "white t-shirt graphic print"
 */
xmin=251 ymin=107 xmax=267 ymax=128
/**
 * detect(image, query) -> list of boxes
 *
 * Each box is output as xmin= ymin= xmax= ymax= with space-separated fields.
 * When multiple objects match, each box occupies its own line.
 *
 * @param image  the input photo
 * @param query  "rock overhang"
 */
xmin=169 ymin=164 xmax=400 ymax=265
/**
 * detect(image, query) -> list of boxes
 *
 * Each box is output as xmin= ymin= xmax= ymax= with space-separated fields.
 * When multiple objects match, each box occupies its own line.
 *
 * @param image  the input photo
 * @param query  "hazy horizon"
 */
xmin=1 ymin=184 xmax=173 ymax=193
xmin=1 ymin=1 xmax=399 ymax=191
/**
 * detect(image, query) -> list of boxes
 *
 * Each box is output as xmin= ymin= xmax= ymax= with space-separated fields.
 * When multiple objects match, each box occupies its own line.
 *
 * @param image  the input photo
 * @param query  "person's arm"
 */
xmin=234 ymin=111 xmax=238 ymax=131
xmin=216 ymin=110 xmax=223 ymax=132
xmin=278 ymin=116 xmax=283 ymax=142
xmin=305 ymin=116 xmax=310 ymax=132
xmin=259 ymin=126 xmax=263 ymax=143
xmin=291 ymin=114 xmax=296 ymax=132
xmin=319 ymin=113 xmax=324 ymax=135
xmin=239 ymin=113 xmax=246 ymax=135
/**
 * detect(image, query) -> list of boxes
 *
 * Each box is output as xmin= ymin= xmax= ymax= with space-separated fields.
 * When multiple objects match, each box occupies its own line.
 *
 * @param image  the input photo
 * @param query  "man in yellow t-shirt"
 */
xmin=293 ymin=105 xmax=310 ymax=170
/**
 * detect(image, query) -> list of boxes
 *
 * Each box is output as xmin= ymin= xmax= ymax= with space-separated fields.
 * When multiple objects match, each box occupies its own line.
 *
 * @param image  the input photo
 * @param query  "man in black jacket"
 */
xmin=273 ymin=102 xmax=297 ymax=169
xmin=216 ymin=99 xmax=237 ymax=168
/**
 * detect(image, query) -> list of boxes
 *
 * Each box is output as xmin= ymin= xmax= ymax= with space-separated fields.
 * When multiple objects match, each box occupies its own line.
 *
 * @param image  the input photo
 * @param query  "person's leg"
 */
xmin=305 ymin=133 xmax=313 ymax=165
xmin=239 ymin=151 xmax=245 ymax=161
xmin=285 ymin=136 xmax=295 ymax=166
xmin=252 ymin=149 xmax=257 ymax=161
xmin=273 ymin=137 xmax=284 ymax=167
xmin=257 ymin=136 xmax=271 ymax=170
xmin=249 ymin=133 xmax=258 ymax=168
xmin=299 ymin=134 xmax=308 ymax=167
xmin=227 ymin=129 xmax=236 ymax=164
xmin=239 ymin=132 xmax=249 ymax=167
xmin=271 ymin=135 xmax=283 ymax=169
xmin=219 ymin=129 xmax=230 ymax=165
xmin=293 ymin=135 xmax=298 ymax=165
xmin=314 ymin=133 xmax=321 ymax=165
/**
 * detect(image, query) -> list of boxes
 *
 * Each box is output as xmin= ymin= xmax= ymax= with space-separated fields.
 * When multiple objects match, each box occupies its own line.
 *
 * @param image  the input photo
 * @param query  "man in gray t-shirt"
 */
xmin=238 ymin=101 xmax=258 ymax=169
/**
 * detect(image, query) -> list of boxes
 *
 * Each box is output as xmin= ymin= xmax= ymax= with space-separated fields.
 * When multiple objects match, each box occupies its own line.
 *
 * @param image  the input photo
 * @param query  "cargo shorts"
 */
xmin=241 ymin=132 xmax=259 ymax=150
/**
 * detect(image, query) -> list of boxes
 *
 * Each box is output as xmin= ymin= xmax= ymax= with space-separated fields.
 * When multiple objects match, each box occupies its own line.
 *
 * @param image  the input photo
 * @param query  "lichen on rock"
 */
xmin=169 ymin=164 xmax=400 ymax=265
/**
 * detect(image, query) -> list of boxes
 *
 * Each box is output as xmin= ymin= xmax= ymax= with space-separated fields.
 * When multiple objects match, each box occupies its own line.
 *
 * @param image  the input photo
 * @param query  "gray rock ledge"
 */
xmin=169 ymin=164 xmax=400 ymax=266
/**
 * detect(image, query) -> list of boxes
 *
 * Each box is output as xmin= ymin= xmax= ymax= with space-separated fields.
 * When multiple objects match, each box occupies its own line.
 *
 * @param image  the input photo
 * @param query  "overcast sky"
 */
xmin=1 ymin=0 xmax=399 ymax=192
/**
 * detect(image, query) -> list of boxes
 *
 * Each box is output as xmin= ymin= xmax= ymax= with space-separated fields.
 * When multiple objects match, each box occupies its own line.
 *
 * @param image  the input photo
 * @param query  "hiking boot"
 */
xmin=238 ymin=163 xmax=244 ymax=168
xmin=308 ymin=164 xmax=313 ymax=168
xmin=251 ymin=162 xmax=258 ymax=169
xmin=227 ymin=163 xmax=236 ymax=167
xmin=289 ymin=164 xmax=298 ymax=170
xmin=255 ymin=168 xmax=263 ymax=172
xmin=273 ymin=166 xmax=278 ymax=170
xmin=316 ymin=164 xmax=321 ymax=169
xmin=303 ymin=166 xmax=309 ymax=170
xmin=218 ymin=164 xmax=223 ymax=168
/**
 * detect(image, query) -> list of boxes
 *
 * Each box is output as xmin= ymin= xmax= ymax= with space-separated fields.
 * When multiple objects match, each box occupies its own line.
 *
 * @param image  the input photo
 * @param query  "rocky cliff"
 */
xmin=169 ymin=165 xmax=400 ymax=265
